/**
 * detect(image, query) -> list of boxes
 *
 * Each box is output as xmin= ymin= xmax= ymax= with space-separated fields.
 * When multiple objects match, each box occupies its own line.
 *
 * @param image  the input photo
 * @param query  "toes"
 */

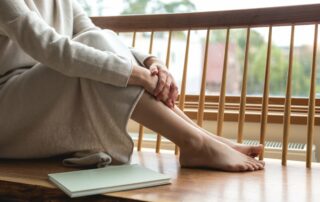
xmin=247 ymin=161 xmax=259 ymax=171
xmin=246 ymin=163 xmax=255 ymax=171
xmin=226 ymin=164 xmax=248 ymax=172
xmin=247 ymin=157 xmax=265 ymax=170
xmin=252 ymin=158 xmax=265 ymax=167
xmin=259 ymin=160 xmax=265 ymax=166
xmin=238 ymin=164 xmax=249 ymax=172
xmin=257 ymin=160 xmax=265 ymax=169
xmin=253 ymin=160 xmax=265 ymax=170
xmin=239 ymin=162 xmax=257 ymax=172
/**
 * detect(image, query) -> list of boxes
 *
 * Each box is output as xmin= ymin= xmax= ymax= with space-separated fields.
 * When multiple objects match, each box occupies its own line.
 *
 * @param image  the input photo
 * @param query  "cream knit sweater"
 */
xmin=0 ymin=0 xmax=151 ymax=166
xmin=0 ymin=0 xmax=150 ymax=87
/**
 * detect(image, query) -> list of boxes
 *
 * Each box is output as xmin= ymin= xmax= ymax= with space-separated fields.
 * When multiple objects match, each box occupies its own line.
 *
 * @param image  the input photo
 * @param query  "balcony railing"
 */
xmin=91 ymin=4 xmax=320 ymax=168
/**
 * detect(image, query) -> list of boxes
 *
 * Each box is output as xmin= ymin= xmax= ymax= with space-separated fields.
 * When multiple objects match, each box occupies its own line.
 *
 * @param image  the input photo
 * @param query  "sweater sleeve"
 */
xmin=129 ymin=48 xmax=155 ymax=67
xmin=72 ymin=0 xmax=154 ymax=67
xmin=0 ymin=0 xmax=133 ymax=87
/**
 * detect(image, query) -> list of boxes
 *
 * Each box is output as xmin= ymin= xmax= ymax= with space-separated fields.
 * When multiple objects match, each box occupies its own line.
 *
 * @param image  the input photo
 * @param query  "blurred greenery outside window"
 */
xmin=76 ymin=0 xmax=320 ymax=98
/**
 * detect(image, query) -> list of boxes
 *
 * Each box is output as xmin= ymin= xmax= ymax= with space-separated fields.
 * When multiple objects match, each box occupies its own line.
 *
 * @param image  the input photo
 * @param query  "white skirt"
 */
xmin=0 ymin=30 xmax=144 ymax=164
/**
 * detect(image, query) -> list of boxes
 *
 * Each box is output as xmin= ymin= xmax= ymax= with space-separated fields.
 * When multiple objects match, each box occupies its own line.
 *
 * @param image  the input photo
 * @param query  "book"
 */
xmin=48 ymin=164 xmax=171 ymax=198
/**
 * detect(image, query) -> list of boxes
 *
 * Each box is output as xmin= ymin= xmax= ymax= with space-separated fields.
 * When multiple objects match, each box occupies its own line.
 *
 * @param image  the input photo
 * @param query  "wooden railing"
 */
xmin=91 ymin=4 xmax=320 ymax=168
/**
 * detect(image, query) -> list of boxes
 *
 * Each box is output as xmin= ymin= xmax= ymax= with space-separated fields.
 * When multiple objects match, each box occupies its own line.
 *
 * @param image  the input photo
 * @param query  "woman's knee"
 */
xmin=72 ymin=29 xmax=117 ymax=51
xmin=72 ymin=29 xmax=133 ymax=59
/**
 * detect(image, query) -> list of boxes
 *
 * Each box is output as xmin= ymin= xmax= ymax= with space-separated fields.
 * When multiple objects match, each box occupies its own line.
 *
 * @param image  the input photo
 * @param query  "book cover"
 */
xmin=48 ymin=164 xmax=171 ymax=198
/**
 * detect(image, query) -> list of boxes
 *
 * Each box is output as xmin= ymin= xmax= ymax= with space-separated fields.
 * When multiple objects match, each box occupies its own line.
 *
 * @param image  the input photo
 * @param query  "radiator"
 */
xmin=240 ymin=139 xmax=317 ymax=162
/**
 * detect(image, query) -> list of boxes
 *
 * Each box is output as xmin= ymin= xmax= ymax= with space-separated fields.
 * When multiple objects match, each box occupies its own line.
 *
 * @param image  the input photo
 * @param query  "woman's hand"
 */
xmin=144 ymin=57 xmax=179 ymax=109
xmin=143 ymin=71 xmax=159 ymax=95
xmin=128 ymin=62 xmax=175 ymax=107
xmin=128 ymin=64 xmax=159 ymax=95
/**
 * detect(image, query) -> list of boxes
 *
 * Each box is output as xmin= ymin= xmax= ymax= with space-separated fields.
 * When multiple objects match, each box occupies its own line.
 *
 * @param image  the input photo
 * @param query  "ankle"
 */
xmin=179 ymin=131 xmax=204 ymax=153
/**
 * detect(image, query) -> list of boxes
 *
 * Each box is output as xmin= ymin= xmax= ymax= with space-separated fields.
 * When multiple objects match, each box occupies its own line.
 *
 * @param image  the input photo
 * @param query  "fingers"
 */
xmin=166 ymin=84 xmax=179 ymax=108
xmin=170 ymin=82 xmax=179 ymax=102
xmin=153 ymin=68 xmax=170 ymax=99
xmin=148 ymin=65 xmax=179 ymax=109
xmin=157 ymin=76 xmax=179 ymax=109
xmin=157 ymin=75 xmax=172 ymax=100
xmin=152 ymin=71 xmax=163 ymax=95
xmin=158 ymin=79 xmax=179 ymax=109
xmin=168 ymin=82 xmax=175 ymax=100
xmin=149 ymin=64 xmax=159 ymax=76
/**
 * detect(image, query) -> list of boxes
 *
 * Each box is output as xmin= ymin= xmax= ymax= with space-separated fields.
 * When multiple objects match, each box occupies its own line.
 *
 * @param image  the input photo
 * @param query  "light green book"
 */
xmin=48 ymin=164 xmax=171 ymax=198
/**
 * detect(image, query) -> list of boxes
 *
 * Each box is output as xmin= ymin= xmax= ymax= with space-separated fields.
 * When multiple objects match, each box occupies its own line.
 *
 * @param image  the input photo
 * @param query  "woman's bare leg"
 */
xmin=171 ymin=106 xmax=263 ymax=158
xmin=131 ymin=92 xmax=264 ymax=172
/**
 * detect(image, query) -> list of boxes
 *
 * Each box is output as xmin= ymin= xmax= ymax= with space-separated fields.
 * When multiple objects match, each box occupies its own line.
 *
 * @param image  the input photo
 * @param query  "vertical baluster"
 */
xmin=149 ymin=31 xmax=155 ymax=54
xmin=137 ymin=31 xmax=154 ymax=152
xmin=259 ymin=26 xmax=273 ymax=160
xmin=148 ymin=31 xmax=155 ymax=61
xmin=178 ymin=30 xmax=191 ymax=111
xmin=167 ymin=31 xmax=179 ymax=154
xmin=155 ymin=134 xmax=161 ymax=153
xmin=197 ymin=28 xmax=211 ymax=126
xmin=137 ymin=125 xmax=144 ymax=151
xmin=156 ymin=31 xmax=172 ymax=153
xmin=132 ymin=31 xmax=136 ymax=47
xmin=155 ymin=31 xmax=171 ymax=153
xmin=166 ymin=31 xmax=173 ymax=67
xmin=306 ymin=23 xmax=318 ymax=168
xmin=216 ymin=28 xmax=230 ymax=136
xmin=173 ymin=30 xmax=191 ymax=155
xmin=237 ymin=27 xmax=251 ymax=143
xmin=282 ymin=25 xmax=295 ymax=166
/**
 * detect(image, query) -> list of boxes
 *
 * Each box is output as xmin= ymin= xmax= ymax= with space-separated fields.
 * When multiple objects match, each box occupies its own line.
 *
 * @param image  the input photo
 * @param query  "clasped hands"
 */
xmin=145 ymin=57 xmax=179 ymax=109
xmin=128 ymin=56 xmax=178 ymax=109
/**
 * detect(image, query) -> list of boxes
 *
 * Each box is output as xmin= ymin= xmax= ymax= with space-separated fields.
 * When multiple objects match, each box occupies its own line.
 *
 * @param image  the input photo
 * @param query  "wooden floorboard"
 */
xmin=0 ymin=151 xmax=319 ymax=202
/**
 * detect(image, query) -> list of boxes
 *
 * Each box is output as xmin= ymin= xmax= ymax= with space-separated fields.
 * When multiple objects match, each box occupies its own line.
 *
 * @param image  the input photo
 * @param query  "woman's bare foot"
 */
xmin=172 ymin=106 xmax=264 ymax=158
xmin=232 ymin=143 xmax=264 ymax=158
xmin=179 ymin=134 xmax=265 ymax=172
xmin=203 ymin=133 xmax=264 ymax=158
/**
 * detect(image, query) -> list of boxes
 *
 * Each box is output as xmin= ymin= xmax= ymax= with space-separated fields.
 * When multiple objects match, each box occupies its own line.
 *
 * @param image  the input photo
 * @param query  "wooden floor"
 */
xmin=0 ymin=151 xmax=319 ymax=202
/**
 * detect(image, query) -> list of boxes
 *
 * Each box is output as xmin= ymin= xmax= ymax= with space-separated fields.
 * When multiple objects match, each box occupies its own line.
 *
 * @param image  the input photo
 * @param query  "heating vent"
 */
xmin=130 ymin=133 xmax=317 ymax=162
xmin=240 ymin=139 xmax=307 ymax=151
xmin=233 ymin=139 xmax=316 ymax=161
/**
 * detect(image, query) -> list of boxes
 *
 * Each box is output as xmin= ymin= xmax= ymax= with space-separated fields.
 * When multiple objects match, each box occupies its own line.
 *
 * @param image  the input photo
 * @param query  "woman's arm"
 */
xmin=0 ymin=0 xmax=137 ymax=87
xmin=128 ymin=64 xmax=159 ymax=95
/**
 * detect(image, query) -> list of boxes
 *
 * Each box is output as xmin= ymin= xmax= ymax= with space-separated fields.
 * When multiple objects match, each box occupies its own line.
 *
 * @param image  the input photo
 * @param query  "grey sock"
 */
xmin=63 ymin=151 xmax=112 ymax=168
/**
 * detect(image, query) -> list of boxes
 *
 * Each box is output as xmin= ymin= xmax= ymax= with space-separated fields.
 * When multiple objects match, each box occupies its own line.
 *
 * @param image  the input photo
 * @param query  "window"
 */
xmin=77 ymin=0 xmax=320 ymax=125
xmin=78 ymin=0 xmax=320 ymax=98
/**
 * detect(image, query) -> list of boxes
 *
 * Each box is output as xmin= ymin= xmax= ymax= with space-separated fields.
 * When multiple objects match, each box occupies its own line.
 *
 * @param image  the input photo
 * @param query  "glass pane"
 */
xmin=246 ymin=27 xmax=269 ymax=96
xmin=291 ymin=25 xmax=314 ymax=98
xmin=205 ymin=29 xmax=226 ymax=95
xmin=184 ymin=30 xmax=205 ymax=95
xmin=225 ymin=28 xmax=246 ymax=96
xmin=151 ymin=32 xmax=169 ymax=63
xmin=167 ymin=31 xmax=188 ymax=92
xmin=133 ymin=32 xmax=151 ymax=54
xmin=118 ymin=32 xmax=134 ymax=47
xmin=268 ymin=26 xmax=291 ymax=97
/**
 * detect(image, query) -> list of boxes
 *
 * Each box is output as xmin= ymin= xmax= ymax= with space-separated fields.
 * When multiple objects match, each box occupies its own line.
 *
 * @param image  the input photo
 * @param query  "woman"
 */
xmin=0 ymin=0 xmax=264 ymax=171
